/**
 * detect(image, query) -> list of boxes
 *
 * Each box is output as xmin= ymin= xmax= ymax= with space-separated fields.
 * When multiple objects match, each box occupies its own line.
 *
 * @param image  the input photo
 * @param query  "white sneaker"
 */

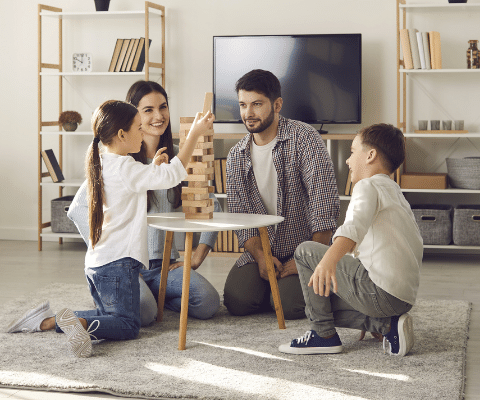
xmin=7 ymin=300 xmax=54 ymax=333
xmin=56 ymin=308 xmax=98 ymax=358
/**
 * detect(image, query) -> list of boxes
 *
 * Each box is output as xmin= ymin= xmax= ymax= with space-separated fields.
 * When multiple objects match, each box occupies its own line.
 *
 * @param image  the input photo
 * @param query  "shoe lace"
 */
xmin=295 ymin=330 xmax=313 ymax=345
xmin=86 ymin=320 xmax=100 ymax=341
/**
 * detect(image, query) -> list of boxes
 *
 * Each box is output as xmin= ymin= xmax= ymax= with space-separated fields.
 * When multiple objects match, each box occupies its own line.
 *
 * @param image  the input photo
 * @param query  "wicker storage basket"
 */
xmin=51 ymin=196 xmax=78 ymax=233
xmin=446 ymin=157 xmax=480 ymax=190
xmin=411 ymin=204 xmax=452 ymax=245
xmin=453 ymin=205 xmax=480 ymax=246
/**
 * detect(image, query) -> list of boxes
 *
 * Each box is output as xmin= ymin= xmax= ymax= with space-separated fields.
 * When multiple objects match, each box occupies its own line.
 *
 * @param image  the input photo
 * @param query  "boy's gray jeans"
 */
xmin=295 ymin=241 xmax=413 ymax=338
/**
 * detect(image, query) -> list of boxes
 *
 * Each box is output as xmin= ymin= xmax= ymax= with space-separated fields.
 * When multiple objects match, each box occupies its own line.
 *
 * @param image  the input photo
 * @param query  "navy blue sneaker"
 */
xmin=279 ymin=330 xmax=343 ymax=354
xmin=383 ymin=313 xmax=414 ymax=356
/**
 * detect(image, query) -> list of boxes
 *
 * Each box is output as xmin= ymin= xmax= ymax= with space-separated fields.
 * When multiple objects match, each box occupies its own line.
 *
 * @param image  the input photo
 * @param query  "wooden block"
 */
xmin=233 ymin=232 xmax=239 ymax=253
xmin=185 ymin=212 xmax=213 ymax=220
xmin=182 ymin=205 xmax=215 ymax=214
xmin=214 ymin=159 xmax=223 ymax=193
xmin=180 ymin=117 xmax=195 ymax=124
xmin=187 ymin=161 xmax=214 ymax=169
xmin=182 ymin=199 xmax=213 ymax=208
xmin=187 ymin=166 xmax=215 ymax=175
xmin=187 ymin=181 xmax=210 ymax=188
xmin=192 ymin=154 xmax=215 ymax=163
xmin=184 ymin=174 xmax=215 ymax=182
xmin=182 ymin=186 xmax=213 ymax=194
xmin=181 ymin=192 xmax=210 ymax=201
xmin=203 ymin=92 xmax=213 ymax=115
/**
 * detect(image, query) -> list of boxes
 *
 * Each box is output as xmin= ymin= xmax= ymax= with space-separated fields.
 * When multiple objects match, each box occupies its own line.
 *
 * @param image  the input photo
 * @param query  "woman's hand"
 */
xmin=153 ymin=147 xmax=169 ymax=165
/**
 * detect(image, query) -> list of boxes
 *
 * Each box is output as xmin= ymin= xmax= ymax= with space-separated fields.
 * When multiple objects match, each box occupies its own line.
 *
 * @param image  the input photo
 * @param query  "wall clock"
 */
xmin=72 ymin=53 xmax=92 ymax=72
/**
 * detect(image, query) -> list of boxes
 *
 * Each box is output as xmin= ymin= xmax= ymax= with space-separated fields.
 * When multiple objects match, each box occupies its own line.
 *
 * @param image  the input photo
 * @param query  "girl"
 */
xmin=67 ymin=81 xmax=221 ymax=324
xmin=7 ymin=100 xmax=214 ymax=358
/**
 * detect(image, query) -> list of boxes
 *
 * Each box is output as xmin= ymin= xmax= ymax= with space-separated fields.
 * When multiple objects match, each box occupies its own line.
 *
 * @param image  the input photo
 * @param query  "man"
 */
xmin=224 ymin=69 xmax=340 ymax=320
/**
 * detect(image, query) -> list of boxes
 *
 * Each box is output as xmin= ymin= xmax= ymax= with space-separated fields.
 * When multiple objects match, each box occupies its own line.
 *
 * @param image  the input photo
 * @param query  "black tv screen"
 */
xmin=213 ymin=34 xmax=362 ymax=126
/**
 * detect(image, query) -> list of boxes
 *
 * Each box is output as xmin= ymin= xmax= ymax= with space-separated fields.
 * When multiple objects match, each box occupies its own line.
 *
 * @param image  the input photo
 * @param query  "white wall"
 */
xmin=4 ymin=0 xmax=475 ymax=241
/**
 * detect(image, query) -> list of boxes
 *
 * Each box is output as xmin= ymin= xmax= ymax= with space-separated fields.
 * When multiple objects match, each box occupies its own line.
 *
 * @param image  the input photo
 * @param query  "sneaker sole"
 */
xmin=396 ymin=313 xmax=414 ymax=356
xmin=278 ymin=343 xmax=343 ymax=355
xmin=56 ymin=308 xmax=92 ymax=358
xmin=7 ymin=300 xmax=50 ymax=333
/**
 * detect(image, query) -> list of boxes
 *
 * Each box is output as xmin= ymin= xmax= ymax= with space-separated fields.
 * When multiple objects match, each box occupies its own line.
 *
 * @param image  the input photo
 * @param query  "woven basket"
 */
xmin=446 ymin=157 xmax=480 ymax=190
xmin=453 ymin=205 xmax=480 ymax=246
xmin=51 ymin=196 xmax=78 ymax=233
xmin=412 ymin=204 xmax=452 ymax=245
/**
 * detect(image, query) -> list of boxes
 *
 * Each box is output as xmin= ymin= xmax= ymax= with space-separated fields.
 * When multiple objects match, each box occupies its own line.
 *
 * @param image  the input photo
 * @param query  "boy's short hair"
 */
xmin=235 ymin=69 xmax=282 ymax=103
xmin=358 ymin=123 xmax=405 ymax=173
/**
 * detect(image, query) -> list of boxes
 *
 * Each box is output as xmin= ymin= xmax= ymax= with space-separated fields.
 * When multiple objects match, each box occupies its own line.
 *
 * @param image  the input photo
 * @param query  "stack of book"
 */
xmin=213 ymin=158 xmax=227 ymax=194
xmin=212 ymin=230 xmax=243 ymax=253
xmin=108 ymin=38 xmax=152 ymax=72
xmin=400 ymin=29 xmax=442 ymax=70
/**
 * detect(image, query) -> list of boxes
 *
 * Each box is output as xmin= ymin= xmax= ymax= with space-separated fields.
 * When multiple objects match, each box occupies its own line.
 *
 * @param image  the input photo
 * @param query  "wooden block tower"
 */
xmin=179 ymin=93 xmax=215 ymax=219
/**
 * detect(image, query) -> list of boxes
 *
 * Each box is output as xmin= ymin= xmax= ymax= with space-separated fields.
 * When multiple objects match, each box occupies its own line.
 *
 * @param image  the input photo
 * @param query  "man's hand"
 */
xmin=258 ymin=255 xmax=282 ymax=280
xmin=308 ymin=258 xmax=338 ymax=296
xmin=278 ymin=259 xmax=298 ymax=279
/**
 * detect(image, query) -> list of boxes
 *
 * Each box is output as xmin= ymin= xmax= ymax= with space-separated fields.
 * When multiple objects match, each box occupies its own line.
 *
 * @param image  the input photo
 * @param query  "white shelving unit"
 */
xmin=37 ymin=2 xmax=165 ymax=250
xmin=396 ymin=0 xmax=480 ymax=252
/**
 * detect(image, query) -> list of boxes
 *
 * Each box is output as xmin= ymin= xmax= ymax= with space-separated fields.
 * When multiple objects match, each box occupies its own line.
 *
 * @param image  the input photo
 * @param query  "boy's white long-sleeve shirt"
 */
xmin=85 ymin=153 xmax=187 ymax=269
xmin=333 ymin=174 xmax=423 ymax=305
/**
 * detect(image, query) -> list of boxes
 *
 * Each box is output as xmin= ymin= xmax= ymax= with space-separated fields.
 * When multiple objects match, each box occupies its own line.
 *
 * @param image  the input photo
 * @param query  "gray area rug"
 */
xmin=0 ymin=283 xmax=471 ymax=400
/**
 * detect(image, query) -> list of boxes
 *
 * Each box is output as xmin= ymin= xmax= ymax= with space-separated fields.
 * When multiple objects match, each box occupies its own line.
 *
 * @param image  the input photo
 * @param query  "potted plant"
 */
xmin=59 ymin=111 xmax=82 ymax=132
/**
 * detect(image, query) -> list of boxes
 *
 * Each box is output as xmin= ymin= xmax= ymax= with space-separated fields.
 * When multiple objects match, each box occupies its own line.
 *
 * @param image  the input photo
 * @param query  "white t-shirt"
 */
xmin=250 ymin=137 xmax=277 ymax=216
xmin=333 ymin=174 xmax=423 ymax=304
xmin=85 ymin=153 xmax=187 ymax=269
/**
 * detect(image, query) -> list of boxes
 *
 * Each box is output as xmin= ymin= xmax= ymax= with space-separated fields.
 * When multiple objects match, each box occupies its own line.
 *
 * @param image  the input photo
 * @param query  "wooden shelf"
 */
xmin=400 ymin=69 xmax=480 ymax=73
xmin=399 ymin=3 xmax=480 ymax=9
xmin=405 ymin=132 xmax=480 ymax=138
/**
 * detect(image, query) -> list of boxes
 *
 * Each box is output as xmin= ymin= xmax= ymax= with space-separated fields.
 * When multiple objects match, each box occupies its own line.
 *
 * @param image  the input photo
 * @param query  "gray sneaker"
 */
xmin=56 ymin=308 xmax=94 ymax=358
xmin=7 ymin=300 xmax=54 ymax=333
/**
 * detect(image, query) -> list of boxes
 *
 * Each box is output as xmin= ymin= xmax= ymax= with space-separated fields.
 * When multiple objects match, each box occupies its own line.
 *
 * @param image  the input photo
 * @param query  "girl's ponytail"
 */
xmin=86 ymin=100 xmax=138 ymax=248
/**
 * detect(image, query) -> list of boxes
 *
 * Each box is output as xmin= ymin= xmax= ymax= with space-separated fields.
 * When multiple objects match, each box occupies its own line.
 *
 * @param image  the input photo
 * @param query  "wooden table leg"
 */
xmin=258 ymin=226 xmax=286 ymax=329
xmin=178 ymin=231 xmax=193 ymax=350
xmin=156 ymin=230 xmax=173 ymax=322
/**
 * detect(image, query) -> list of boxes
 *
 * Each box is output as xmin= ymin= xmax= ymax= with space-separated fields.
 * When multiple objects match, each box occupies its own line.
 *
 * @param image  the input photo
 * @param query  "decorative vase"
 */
xmin=62 ymin=122 xmax=78 ymax=132
xmin=467 ymin=40 xmax=479 ymax=69
xmin=94 ymin=0 xmax=110 ymax=11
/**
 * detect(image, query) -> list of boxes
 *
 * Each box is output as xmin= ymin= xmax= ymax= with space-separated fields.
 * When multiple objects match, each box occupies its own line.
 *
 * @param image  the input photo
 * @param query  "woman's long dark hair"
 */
xmin=86 ymin=100 xmax=138 ymax=248
xmin=126 ymin=80 xmax=182 ymax=209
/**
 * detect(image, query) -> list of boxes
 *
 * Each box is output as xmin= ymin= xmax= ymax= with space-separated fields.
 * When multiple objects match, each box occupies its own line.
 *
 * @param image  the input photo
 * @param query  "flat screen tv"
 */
xmin=213 ymin=34 xmax=362 ymax=129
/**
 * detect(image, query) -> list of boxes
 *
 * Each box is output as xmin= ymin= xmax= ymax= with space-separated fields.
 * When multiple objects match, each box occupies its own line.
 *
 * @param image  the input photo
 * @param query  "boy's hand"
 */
xmin=153 ymin=147 xmax=169 ymax=165
xmin=308 ymin=259 xmax=338 ymax=296
xmin=189 ymin=110 xmax=215 ymax=138
xmin=278 ymin=259 xmax=298 ymax=279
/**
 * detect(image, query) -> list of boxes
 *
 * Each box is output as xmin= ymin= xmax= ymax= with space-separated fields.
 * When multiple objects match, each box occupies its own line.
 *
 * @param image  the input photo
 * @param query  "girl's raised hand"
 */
xmin=188 ymin=110 xmax=215 ymax=138
xmin=153 ymin=147 xmax=169 ymax=166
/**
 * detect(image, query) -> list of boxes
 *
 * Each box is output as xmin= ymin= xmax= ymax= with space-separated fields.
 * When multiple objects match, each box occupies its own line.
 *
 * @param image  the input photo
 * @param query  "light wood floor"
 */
xmin=0 ymin=240 xmax=479 ymax=399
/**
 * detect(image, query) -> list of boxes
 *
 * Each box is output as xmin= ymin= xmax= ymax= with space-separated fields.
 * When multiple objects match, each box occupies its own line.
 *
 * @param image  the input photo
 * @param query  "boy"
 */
xmin=279 ymin=123 xmax=423 ymax=356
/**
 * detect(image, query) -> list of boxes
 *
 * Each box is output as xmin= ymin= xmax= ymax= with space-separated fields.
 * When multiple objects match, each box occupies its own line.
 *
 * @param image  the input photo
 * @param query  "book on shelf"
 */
xmin=416 ymin=31 xmax=426 ymax=70
xmin=428 ymin=31 xmax=442 ymax=69
xmin=131 ymin=38 xmax=152 ymax=72
xmin=108 ymin=39 xmax=124 ymax=72
xmin=115 ymin=39 xmax=131 ymax=72
xmin=121 ymin=39 xmax=136 ymax=72
xmin=399 ymin=29 xmax=414 ymax=69
xmin=126 ymin=38 xmax=140 ymax=72
xmin=408 ymin=28 xmax=421 ymax=69
xmin=41 ymin=149 xmax=64 ymax=183
xmin=214 ymin=158 xmax=223 ymax=193
xmin=221 ymin=158 xmax=227 ymax=194
xmin=421 ymin=32 xmax=432 ymax=70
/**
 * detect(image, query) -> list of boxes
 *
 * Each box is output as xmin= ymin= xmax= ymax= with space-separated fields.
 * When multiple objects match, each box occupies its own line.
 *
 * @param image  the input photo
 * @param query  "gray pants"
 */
xmin=295 ymin=241 xmax=412 ymax=337
xmin=223 ymin=262 xmax=306 ymax=320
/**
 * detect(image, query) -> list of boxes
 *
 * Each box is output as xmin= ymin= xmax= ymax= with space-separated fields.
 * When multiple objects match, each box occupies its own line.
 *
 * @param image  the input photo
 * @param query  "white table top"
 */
xmin=147 ymin=212 xmax=284 ymax=233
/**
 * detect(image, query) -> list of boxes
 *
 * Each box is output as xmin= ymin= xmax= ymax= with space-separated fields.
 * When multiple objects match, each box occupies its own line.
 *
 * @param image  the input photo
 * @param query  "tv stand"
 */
xmin=318 ymin=124 xmax=328 ymax=134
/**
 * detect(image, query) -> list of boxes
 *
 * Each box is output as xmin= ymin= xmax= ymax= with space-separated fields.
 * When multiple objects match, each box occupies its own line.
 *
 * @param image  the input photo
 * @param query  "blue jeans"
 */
xmin=55 ymin=257 xmax=141 ymax=341
xmin=139 ymin=259 xmax=220 ymax=325
xmin=295 ymin=242 xmax=412 ymax=338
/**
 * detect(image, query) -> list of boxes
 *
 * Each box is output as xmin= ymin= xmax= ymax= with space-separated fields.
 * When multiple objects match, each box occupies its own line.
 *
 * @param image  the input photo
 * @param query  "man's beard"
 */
xmin=243 ymin=107 xmax=275 ymax=134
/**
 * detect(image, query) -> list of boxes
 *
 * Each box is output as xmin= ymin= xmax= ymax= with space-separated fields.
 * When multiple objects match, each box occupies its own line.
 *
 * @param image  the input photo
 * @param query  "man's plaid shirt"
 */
xmin=226 ymin=116 xmax=340 ymax=267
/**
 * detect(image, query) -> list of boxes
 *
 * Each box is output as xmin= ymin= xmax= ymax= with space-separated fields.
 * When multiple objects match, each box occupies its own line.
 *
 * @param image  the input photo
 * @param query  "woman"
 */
xmin=68 ymin=81 xmax=221 ymax=326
